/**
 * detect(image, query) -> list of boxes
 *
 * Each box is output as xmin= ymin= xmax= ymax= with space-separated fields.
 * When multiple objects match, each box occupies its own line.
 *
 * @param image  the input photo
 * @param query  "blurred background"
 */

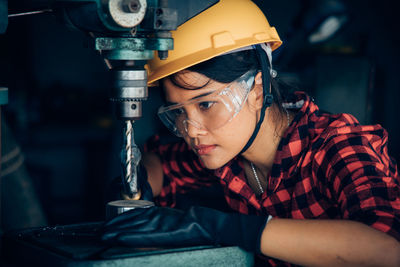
xmin=0 ymin=0 xmax=399 ymax=231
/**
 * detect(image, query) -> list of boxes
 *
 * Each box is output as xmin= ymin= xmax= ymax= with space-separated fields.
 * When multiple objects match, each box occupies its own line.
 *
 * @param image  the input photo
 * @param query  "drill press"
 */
xmin=52 ymin=0 xmax=219 ymax=215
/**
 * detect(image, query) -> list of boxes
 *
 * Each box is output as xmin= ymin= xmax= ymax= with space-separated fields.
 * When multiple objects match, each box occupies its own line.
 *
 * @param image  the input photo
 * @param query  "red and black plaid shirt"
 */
xmin=145 ymin=92 xmax=400 ymax=266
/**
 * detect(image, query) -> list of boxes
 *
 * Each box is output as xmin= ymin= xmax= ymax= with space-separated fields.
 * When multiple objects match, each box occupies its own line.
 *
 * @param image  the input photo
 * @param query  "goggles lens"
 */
xmin=158 ymin=69 xmax=257 ymax=137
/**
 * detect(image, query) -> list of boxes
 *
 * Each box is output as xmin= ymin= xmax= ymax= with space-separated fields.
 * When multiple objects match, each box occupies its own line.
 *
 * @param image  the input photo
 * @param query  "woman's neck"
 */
xmin=242 ymin=105 xmax=291 ymax=176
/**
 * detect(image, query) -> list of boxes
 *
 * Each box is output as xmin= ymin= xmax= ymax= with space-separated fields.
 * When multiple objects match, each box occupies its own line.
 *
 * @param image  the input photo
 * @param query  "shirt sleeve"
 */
xmin=144 ymin=134 xmax=218 ymax=207
xmin=316 ymin=125 xmax=400 ymax=241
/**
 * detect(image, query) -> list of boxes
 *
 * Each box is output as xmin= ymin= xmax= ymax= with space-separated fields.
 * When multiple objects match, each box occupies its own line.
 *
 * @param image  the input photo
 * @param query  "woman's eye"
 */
xmin=198 ymin=101 xmax=215 ymax=110
xmin=172 ymin=108 xmax=185 ymax=116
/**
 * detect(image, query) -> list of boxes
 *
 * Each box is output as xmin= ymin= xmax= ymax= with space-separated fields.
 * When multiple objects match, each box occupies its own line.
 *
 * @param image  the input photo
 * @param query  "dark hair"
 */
xmin=164 ymin=49 xmax=293 ymax=116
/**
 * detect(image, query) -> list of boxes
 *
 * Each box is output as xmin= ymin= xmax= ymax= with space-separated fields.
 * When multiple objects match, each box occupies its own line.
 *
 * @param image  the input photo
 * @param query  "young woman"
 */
xmin=102 ymin=0 xmax=400 ymax=266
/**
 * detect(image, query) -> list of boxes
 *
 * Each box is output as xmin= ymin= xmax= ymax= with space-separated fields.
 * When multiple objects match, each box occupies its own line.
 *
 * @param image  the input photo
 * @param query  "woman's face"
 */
xmin=162 ymin=71 xmax=259 ymax=169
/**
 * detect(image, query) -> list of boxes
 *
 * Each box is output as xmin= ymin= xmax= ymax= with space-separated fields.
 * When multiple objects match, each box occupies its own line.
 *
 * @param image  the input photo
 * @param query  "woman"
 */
xmin=102 ymin=0 xmax=400 ymax=266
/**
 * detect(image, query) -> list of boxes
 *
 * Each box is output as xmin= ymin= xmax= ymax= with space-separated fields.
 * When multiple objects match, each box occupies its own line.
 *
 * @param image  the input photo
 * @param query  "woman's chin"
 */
xmin=198 ymin=155 xmax=228 ymax=170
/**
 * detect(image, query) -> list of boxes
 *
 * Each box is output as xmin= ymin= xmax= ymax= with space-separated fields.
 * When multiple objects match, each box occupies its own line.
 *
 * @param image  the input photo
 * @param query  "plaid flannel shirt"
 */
xmin=145 ymin=92 xmax=400 ymax=266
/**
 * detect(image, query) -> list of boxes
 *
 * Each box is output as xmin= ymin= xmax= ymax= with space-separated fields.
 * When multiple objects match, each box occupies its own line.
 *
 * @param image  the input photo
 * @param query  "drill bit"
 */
xmin=122 ymin=120 xmax=141 ymax=198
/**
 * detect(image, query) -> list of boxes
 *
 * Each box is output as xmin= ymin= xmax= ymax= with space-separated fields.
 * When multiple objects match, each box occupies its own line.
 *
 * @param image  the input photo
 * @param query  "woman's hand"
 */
xmin=101 ymin=206 xmax=268 ymax=252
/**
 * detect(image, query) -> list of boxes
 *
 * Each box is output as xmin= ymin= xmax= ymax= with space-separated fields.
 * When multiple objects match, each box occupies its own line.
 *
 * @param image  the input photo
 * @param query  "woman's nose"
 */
xmin=184 ymin=119 xmax=208 ymax=137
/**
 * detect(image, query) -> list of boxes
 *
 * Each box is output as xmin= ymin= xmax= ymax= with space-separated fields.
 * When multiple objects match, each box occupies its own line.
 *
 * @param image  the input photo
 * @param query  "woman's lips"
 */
xmin=194 ymin=144 xmax=216 ymax=155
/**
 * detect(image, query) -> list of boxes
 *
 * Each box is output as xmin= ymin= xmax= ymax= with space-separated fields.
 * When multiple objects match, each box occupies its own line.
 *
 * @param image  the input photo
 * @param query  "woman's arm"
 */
xmin=260 ymin=218 xmax=400 ymax=267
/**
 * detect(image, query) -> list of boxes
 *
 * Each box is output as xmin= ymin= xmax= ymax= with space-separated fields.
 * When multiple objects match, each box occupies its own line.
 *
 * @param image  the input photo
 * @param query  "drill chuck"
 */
xmin=111 ymin=69 xmax=148 ymax=120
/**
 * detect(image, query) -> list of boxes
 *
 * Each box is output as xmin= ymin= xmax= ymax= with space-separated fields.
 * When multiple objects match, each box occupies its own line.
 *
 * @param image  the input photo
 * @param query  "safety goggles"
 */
xmin=158 ymin=69 xmax=257 ymax=137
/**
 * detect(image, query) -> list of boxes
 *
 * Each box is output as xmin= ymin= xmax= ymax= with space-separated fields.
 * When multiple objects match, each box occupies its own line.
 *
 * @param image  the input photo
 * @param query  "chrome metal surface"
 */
xmin=106 ymin=199 xmax=154 ymax=219
xmin=108 ymin=0 xmax=147 ymax=28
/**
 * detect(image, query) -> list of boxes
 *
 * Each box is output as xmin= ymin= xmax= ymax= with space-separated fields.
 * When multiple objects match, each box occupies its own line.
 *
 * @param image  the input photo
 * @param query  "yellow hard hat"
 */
xmin=147 ymin=0 xmax=282 ymax=86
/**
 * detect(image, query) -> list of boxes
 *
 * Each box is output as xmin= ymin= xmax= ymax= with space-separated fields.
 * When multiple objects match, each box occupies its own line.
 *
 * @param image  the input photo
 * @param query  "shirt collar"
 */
xmin=270 ymin=92 xmax=318 ymax=180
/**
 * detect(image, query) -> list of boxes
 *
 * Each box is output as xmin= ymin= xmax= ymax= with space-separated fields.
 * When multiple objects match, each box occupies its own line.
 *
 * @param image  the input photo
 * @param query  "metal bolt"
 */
xmin=155 ymin=19 xmax=163 ymax=28
xmin=123 ymin=0 xmax=141 ymax=13
xmin=156 ymin=8 xmax=163 ymax=16
xmin=130 ymin=27 xmax=137 ymax=36
xmin=158 ymin=50 xmax=168 ymax=60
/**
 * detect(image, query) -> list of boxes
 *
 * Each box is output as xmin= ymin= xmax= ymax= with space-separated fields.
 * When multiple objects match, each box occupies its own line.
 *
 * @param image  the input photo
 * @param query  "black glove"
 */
xmin=107 ymin=164 xmax=153 ymax=202
xmin=101 ymin=205 xmax=268 ymax=252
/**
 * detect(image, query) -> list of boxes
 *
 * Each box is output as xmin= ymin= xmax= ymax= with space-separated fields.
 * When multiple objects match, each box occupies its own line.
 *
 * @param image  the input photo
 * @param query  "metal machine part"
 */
xmin=122 ymin=120 xmax=141 ymax=197
xmin=109 ymin=0 xmax=147 ymax=28
xmin=106 ymin=199 xmax=154 ymax=219
xmin=111 ymin=69 xmax=148 ymax=120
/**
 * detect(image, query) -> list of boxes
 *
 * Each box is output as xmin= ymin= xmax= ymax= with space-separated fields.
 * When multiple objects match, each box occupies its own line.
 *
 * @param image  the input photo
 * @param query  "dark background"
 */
xmin=0 ymin=0 xmax=399 ymax=230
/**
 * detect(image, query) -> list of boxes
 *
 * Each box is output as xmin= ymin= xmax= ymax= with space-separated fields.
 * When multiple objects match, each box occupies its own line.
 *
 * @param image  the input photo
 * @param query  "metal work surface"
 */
xmin=92 ymin=246 xmax=254 ymax=267
xmin=2 ymin=222 xmax=254 ymax=267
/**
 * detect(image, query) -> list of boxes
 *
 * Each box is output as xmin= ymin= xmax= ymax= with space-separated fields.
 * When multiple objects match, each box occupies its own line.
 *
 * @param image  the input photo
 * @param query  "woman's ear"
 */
xmin=247 ymin=72 xmax=264 ymax=111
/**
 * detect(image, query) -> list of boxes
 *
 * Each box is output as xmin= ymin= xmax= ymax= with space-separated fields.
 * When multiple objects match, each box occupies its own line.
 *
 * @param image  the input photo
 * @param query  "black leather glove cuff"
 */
xmin=189 ymin=206 xmax=268 ymax=252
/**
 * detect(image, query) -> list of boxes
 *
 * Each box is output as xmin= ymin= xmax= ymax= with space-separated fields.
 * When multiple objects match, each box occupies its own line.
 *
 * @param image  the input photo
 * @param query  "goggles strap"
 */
xmin=239 ymin=44 xmax=274 ymax=154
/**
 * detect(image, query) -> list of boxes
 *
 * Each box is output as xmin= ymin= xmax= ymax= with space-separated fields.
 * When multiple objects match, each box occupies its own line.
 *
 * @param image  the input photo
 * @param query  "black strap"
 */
xmin=239 ymin=45 xmax=273 ymax=154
